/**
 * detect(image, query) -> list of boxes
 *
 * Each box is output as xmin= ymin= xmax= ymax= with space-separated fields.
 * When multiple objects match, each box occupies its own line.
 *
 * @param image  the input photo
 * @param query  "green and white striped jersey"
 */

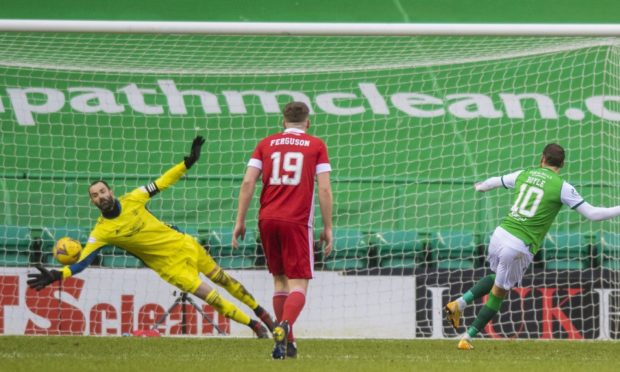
xmin=499 ymin=167 xmax=584 ymax=254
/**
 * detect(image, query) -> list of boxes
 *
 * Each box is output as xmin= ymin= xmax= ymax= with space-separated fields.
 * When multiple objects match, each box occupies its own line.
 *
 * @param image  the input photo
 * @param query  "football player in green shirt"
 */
xmin=445 ymin=144 xmax=620 ymax=349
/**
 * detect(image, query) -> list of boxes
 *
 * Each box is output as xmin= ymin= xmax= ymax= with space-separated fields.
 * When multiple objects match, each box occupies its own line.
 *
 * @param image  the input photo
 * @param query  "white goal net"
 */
xmin=0 ymin=28 xmax=619 ymax=339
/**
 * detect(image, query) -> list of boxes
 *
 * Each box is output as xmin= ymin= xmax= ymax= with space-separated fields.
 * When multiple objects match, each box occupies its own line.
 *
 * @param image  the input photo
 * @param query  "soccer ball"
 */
xmin=53 ymin=237 xmax=83 ymax=265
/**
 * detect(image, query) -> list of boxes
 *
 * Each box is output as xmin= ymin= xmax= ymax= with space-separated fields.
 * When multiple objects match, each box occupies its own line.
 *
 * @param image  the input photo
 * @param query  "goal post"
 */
xmin=0 ymin=21 xmax=619 ymax=339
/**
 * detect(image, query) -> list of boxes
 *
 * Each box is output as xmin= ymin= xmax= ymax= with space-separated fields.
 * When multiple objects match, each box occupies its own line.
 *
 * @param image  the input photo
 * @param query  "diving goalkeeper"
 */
xmin=27 ymin=136 xmax=274 ymax=338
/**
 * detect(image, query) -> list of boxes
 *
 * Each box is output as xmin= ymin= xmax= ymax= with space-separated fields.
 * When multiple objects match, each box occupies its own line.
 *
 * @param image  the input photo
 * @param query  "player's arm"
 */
xmin=561 ymin=182 xmax=620 ymax=221
xmin=62 ymin=238 xmax=107 ymax=278
xmin=316 ymin=141 xmax=333 ymax=256
xmin=142 ymin=136 xmax=205 ymax=198
xmin=27 ymin=237 xmax=106 ymax=291
xmin=317 ymin=171 xmax=333 ymax=257
xmin=575 ymin=203 xmax=620 ymax=221
xmin=474 ymin=170 xmax=523 ymax=192
xmin=232 ymin=165 xmax=261 ymax=248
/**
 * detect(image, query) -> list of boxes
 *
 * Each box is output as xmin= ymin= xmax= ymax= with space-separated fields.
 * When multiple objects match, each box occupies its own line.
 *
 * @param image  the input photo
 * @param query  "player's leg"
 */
xmin=196 ymin=241 xmax=274 ymax=331
xmin=268 ymin=274 xmax=306 ymax=358
xmin=458 ymin=284 xmax=507 ymax=350
xmin=208 ymin=268 xmax=274 ymax=331
xmin=193 ymin=281 xmax=269 ymax=338
xmin=165 ymin=241 xmax=268 ymax=338
xmin=272 ymin=274 xmax=289 ymax=323
xmin=459 ymin=227 xmax=533 ymax=349
xmin=280 ymin=278 xmax=309 ymax=334
xmin=270 ymin=275 xmax=299 ymax=358
xmin=271 ymin=275 xmax=290 ymax=359
xmin=272 ymin=274 xmax=297 ymax=357
xmin=445 ymin=274 xmax=495 ymax=329
xmin=445 ymin=228 xmax=506 ymax=330
xmin=278 ymin=222 xmax=312 ymax=329
xmin=279 ymin=278 xmax=308 ymax=358
xmin=260 ymin=219 xmax=302 ymax=359
xmin=272 ymin=221 xmax=313 ymax=359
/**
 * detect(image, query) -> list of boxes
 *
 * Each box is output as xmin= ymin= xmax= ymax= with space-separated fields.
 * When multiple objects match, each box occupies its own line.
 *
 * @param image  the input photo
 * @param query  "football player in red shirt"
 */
xmin=233 ymin=101 xmax=333 ymax=359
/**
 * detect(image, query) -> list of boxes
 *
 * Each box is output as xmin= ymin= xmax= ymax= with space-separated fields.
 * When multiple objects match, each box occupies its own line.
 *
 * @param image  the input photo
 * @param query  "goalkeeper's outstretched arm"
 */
xmin=27 ymin=241 xmax=105 ymax=291
xmin=143 ymin=135 xmax=205 ymax=197
xmin=61 ymin=240 xmax=107 ymax=278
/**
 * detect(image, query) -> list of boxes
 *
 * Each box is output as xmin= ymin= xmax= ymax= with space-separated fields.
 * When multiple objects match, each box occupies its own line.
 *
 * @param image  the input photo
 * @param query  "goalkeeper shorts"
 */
xmin=158 ymin=235 xmax=217 ymax=294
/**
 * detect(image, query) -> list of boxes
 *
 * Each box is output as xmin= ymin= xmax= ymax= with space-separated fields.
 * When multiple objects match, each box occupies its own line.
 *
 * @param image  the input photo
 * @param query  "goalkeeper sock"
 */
xmin=459 ymin=274 xmax=496 ymax=309
xmin=467 ymin=292 xmax=504 ymax=338
xmin=281 ymin=289 xmax=306 ymax=330
xmin=210 ymin=268 xmax=259 ymax=310
xmin=253 ymin=305 xmax=275 ymax=332
xmin=205 ymin=289 xmax=251 ymax=326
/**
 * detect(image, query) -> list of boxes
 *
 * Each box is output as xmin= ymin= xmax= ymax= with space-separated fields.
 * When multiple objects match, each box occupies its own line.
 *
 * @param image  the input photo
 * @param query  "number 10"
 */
xmin=511 ymin=184 xmax=544 ymax=218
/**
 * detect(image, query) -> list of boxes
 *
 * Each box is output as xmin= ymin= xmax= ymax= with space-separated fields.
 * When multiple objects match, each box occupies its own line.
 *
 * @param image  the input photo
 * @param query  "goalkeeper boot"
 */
xmin=457 ymin=334 xmax=474 ymax=350
xmin=254 ymin=305 xmax=275 ymax=332
xmin=249 ymin=319 xmax=270 ymax=339
xmin=272 ymin=321 xmax=289 ymax=360
xmin=286 ymin=341 xmax=297 ymax=358
xmin=444 ymin=300 xmax=462 ymax=330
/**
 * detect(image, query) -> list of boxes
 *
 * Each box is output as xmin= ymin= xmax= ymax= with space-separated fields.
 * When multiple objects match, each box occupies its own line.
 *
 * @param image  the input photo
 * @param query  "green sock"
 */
xmin=463 ymin=274 xmax=496 ymax=305
xmin=467 ymin=292 xmax=503 ymax=337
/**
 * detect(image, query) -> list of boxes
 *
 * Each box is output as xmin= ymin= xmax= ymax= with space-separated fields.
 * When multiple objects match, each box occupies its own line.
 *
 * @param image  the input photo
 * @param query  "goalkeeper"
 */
xmin=27 ymin=136 xmax=274 ymax=338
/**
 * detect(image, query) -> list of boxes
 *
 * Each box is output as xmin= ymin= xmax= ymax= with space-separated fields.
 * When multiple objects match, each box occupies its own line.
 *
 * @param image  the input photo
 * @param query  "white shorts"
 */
xmin=487 ymin=226 xmax=534 ymax=290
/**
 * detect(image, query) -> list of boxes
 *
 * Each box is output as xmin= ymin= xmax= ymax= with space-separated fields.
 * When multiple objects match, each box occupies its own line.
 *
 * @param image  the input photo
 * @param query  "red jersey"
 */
xmin=248 ymin=128 xmax=331 ymax=226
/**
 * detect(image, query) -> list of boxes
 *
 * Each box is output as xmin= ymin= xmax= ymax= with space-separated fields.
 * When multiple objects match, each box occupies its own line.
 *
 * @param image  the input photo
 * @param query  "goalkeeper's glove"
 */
xmin=184 ymin=135 xmax=206 ymax=169
xmin=27 ymin=265 xmax=62 ymax=291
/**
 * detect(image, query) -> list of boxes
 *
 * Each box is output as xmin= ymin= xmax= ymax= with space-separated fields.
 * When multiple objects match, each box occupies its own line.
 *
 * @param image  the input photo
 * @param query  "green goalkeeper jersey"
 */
xmin=500 ymin=167 xmax=584 ymax=254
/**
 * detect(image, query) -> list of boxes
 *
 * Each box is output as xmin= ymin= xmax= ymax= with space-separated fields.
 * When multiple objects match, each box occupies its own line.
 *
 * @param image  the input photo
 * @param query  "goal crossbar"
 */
xmin=2 ymin=20 xmax=620 ymax=36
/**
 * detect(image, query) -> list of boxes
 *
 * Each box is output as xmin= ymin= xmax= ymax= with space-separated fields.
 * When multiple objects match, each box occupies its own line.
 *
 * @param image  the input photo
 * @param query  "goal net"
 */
xmin=0 ymin=30 xmax=619 ymax=339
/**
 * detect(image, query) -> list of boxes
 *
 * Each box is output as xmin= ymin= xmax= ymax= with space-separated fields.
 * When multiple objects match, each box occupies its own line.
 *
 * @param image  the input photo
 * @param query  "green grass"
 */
xmin=1 ymin=337 xmax=619 ymax=372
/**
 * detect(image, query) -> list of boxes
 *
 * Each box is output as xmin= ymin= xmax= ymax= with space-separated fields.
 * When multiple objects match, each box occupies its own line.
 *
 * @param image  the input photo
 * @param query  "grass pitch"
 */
xmin=1 ymin=337 xmax=619 ymax=372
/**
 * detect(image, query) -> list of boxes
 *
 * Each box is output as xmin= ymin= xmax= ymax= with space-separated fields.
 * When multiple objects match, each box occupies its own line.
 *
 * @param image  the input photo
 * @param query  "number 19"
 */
xmin=269 ymin=151 xmax=304 ymax=185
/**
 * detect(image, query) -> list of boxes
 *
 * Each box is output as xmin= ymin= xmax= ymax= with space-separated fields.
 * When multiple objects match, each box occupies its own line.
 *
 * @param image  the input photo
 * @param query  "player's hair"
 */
xmin=88 ymin=179 xmax=111 ymax=192
xmin=542 ymin=143 xmax=565 ymax=167
xmin=283 ymin=101 xmax=310 ymax=124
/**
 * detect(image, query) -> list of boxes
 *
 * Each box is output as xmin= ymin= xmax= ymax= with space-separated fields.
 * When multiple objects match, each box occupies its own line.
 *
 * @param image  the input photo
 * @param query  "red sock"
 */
xmin=272 ymin=291 xmax=288 ymax=322
xmin=273 ymin=291 xmax=295 ymax=341
xmin=281 ymin=288 xmax=306 ymax=341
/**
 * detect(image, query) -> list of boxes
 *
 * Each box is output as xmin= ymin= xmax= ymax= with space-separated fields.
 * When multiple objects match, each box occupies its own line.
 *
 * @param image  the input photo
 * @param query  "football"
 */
xmin=53 ymin=237 xmax=83 ymax=265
